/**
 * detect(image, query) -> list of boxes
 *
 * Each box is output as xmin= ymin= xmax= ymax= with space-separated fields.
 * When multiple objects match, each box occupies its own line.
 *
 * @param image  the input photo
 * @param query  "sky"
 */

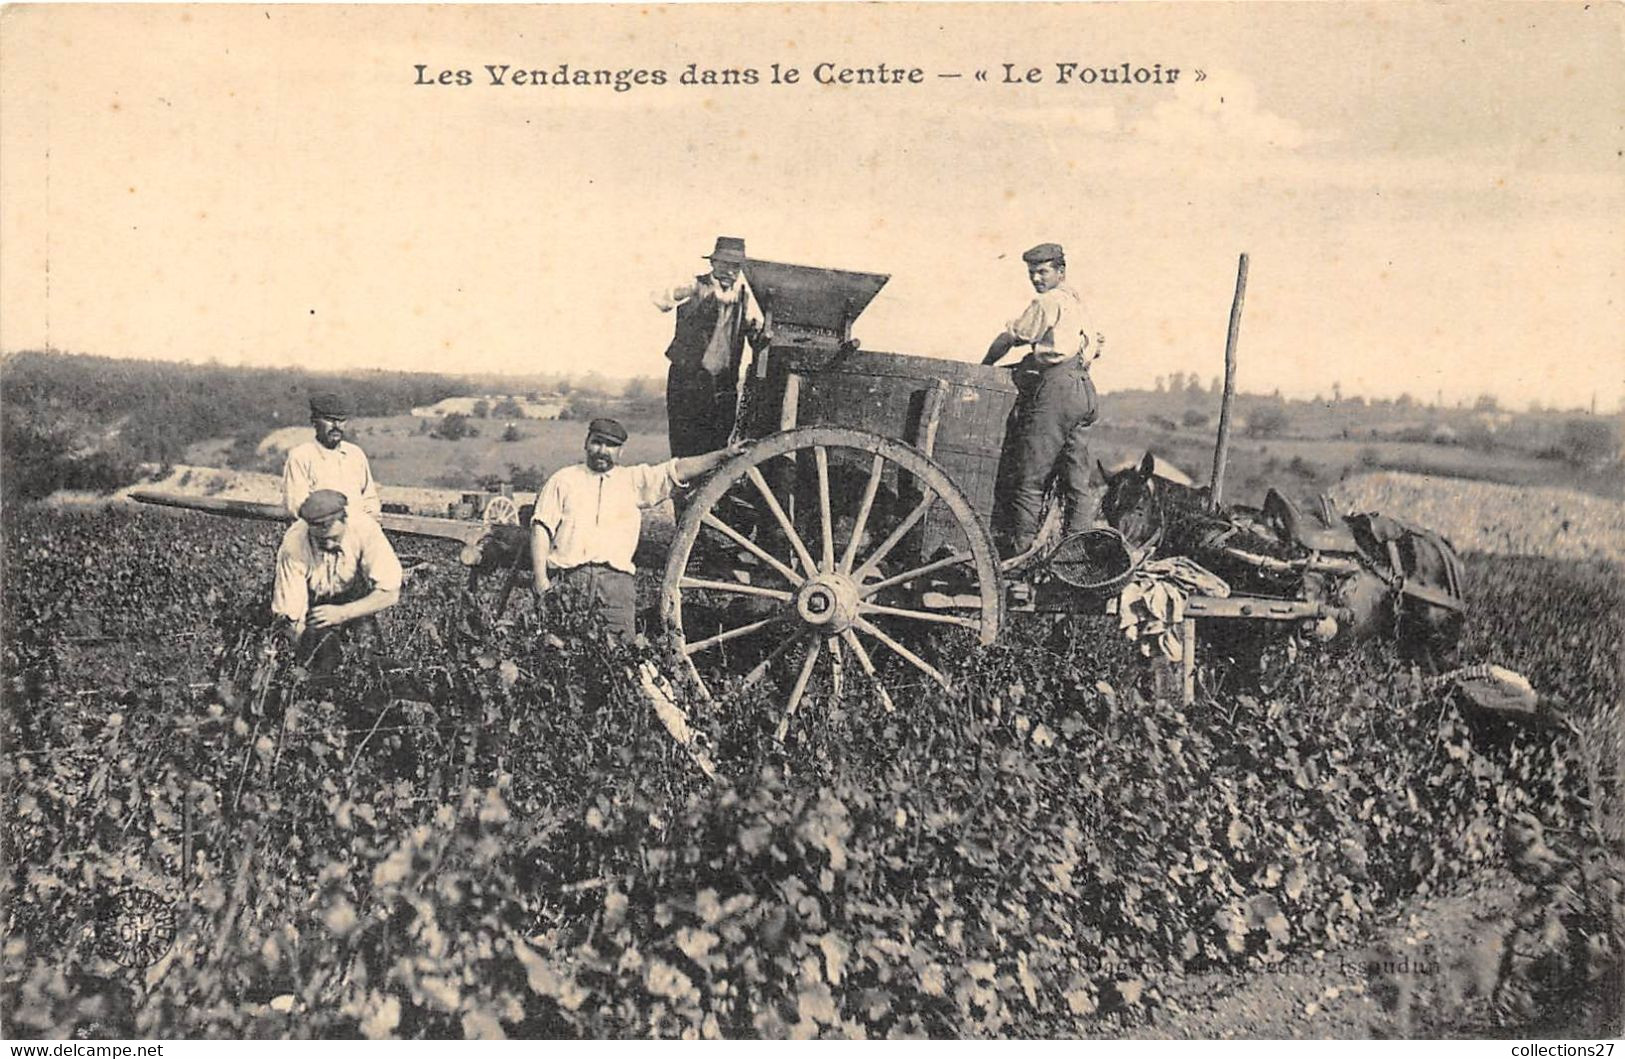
xmin=2 ymin=2 xmax=1621 ymax=409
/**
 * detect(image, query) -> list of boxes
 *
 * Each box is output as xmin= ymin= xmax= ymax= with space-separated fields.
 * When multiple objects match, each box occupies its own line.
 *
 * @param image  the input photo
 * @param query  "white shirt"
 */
xmin=282 ymin=440 xmax=382 ymax=520
xmin=1006 ymin=283 xmax=1090 ymax=367
xmin=271 ymin=514 xmax=403 ymax=624
xmin=531 ymin=461 xmax=685 ymax=574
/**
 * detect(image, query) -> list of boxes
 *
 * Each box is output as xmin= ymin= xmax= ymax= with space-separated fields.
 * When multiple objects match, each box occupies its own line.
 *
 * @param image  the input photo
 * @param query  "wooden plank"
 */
xmin=778 ymin=346 xmax=1016 ymax=392
xmin=916 ymin=380 xmax=950 ymax=458
xmin=129 ymin=489 xmax=487 ymax=544
xmin=1184 ymin=595 xmax=1327 ymax=621
xmin=779 ymin=371 xmax=802 ymax=431
xmin=1181 ymin=619 xmax=1197 ymax=705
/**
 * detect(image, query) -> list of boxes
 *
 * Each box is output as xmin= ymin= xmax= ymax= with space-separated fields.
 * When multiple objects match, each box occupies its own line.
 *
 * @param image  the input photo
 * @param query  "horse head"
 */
xmin=1099 ymin=451 xmax=1166 ymax=552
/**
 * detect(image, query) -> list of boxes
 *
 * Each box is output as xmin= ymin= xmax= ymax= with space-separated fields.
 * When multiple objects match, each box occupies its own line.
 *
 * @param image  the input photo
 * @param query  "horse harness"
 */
xmin=1123 ymin=476 xmax=1465 ymax=616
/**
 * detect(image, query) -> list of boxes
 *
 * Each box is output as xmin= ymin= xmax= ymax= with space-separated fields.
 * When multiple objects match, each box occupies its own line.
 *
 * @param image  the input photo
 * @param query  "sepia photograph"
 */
xmin=1 ymin=1 xmax=1621 ymax=1042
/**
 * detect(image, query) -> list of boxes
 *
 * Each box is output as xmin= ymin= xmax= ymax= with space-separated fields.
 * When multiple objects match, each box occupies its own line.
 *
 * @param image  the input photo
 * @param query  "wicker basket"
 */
xmin=1047 ymin=527 xmax=1136 ymax=594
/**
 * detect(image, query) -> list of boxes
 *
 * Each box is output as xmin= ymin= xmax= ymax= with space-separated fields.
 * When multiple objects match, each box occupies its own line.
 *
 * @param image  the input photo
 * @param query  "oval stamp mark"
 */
xmin=96 ymin=888 xmax=177 ymax=967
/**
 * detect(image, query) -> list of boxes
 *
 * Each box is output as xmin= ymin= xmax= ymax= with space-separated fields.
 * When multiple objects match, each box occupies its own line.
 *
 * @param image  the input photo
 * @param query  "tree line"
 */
xmin=1 ymin=351 xmax=475 ymax=503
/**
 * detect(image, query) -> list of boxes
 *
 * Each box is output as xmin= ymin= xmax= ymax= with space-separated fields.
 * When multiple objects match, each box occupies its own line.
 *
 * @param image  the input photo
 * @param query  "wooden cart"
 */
xmin=656 ymin=259 xmax=1340 ymax=724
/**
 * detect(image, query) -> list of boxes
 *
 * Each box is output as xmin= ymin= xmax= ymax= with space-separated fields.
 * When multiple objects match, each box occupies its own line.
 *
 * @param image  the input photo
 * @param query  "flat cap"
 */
xmin=1021 ymin=242 xmax=1065 ymax=266
xmin=587 ymin=417 xmax=628 ymax=445
xmin=298 ymin=489 xmax=348 ymax=523
xmin=309 ymin=391 xmax=354 ymax=418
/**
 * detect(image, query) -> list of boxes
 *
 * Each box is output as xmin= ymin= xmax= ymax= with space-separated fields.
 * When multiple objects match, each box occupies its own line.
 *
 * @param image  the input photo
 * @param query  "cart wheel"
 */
xmin=482 ymin=495 xmax=520 ymax=526
xmin=661 ymin=427 xmax=1002 ymax=737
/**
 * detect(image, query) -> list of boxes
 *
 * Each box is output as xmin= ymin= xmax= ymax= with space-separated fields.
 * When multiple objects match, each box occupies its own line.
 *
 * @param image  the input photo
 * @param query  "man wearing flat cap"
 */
xmin=529 ymin=418 xmax=745 ymax=639
xmin=654 ymin=236 xmax=769 ymax=460
xmin=271 ymin=488 xmax=403 ymax=669
xmin=982 ymin=242 xmax=1100 ymax=558
xmin=282 ymin=391 xmax=383 ymax=521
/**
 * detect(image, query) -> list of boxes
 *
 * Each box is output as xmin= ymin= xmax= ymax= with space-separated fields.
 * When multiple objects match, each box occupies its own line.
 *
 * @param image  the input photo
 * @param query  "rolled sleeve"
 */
xmin=531 ymin=475 xmax=564 ymax=538
xmin=654 ymin=280 xmax=700 ymax=312
xmin=282 ymin=451 xmax=312 ymax=518
xmin=630 ymin=460 xmax=682 ymax=508
xmin=358 ymin=521 xmax=403 ymax=595
xmin=1006 ymin=294 xmax=1059 ymax=345
xmin=271 ymin=536 xmax=309 ymax=624
xmin=356 ymin=452 xmax=383 ymax=520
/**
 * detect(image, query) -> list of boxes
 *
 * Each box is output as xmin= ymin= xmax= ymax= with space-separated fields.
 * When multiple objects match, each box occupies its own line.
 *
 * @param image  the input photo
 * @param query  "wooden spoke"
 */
xmin=853 ymin=617 xmax=948 ymax=687
xmin=746 ymin=466 xmax=820 ymax=576
xmin=701 ymin=513 xmax=803 ymax=587
xmin=815 ymin=446 xmax=834 ymax=574
xmin=663 ymin=426 xmax=1004 ymax=730
xmin=858 ymin=549 xmax=976 ymax=598
xmin=839 ymin=453 xmax=886 ymax=575
xmin=838 ymin=629 xmax=896 ymax=713
xmin=678 ymin=576 xmax=793 ymax=603
xmin=741 ymin=631 xmax=808 ymax=688
xmin=852 ymin=491 xmax=937 ymax=582
xmin=775 ymin=639 xmax=824 ymax=740
xmin=683 ymin=614 xmax=784 ymax=656
xmin=859 ymin=602 xmax=983 ymax=630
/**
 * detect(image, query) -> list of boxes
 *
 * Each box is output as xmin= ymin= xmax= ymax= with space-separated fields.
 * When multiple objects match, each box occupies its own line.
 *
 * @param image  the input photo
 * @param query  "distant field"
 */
xmin=356 ymin=416 xmax=670 ymax=492
xmin=1088 ymin=422 xmax=1623 ymax=506
xmin=179 ymin=396 xmax=1620 ymax=517
xmin=202 ymin=414 xmax=672 ymax=495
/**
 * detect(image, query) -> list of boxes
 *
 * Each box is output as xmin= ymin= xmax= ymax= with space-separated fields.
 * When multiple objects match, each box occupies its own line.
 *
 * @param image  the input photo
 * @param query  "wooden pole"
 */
xmin=1180 ymin=619 xmax=1197 ymax=706
xmin=1208 ymin=253 xmax=1248 ymax=510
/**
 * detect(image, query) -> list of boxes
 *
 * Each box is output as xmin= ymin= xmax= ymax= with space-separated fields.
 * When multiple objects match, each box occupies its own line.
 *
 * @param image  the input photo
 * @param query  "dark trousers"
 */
xmin=667 ymin=363 xmax=738 ymax=458
xmin=993 ymin=356 xmax=1099 ymax=556
xmin=550 ymin=564 xmax=637 ymax=640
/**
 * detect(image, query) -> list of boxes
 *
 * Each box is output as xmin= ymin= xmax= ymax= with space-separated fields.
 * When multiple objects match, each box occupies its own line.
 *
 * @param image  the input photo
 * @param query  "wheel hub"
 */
xmin=794 ymin=574 xmax=861 ymax=632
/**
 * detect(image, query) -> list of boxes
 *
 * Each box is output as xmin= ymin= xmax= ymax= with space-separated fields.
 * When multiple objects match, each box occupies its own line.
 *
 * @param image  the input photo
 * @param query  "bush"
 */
xmin=1557 ymin=419 xmax=1620 ymax=467
xmin=1245 ymin=407 xmax=1291 ymax=439
xmin=434 ymin=413 xmax=479 ymax=441
xmin=1181 ymin=409 xmax=1211 ymax=429
xmin=506 ymin=464 xmax=547 ymax=493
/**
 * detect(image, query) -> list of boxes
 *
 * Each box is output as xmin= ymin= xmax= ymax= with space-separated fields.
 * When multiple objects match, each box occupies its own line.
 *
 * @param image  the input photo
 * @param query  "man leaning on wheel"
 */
xmin=529 ymin=418 xmax=745 ymax=640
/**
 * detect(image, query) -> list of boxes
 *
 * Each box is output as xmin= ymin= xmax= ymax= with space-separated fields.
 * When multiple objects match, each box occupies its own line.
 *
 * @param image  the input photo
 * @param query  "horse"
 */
xmin=1098 ymin=451 xmax=1466 ymax=673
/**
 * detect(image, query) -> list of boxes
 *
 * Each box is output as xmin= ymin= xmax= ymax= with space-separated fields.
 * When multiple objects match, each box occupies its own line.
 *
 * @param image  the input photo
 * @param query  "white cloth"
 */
xmin=531 ymin=461 xmax=685 ymax=574
xmin=1006 ymin=283 xmax=1089 ymax=367
xmin=282 ymin=440 xmax=382 ymax=520
xmin=653 ymin=273 xmax=766 ymax=375
xmin=1111 ymin=557 xmax=1229 ymax=662
xmin=271 ymin=514 xmax=403 ymax=625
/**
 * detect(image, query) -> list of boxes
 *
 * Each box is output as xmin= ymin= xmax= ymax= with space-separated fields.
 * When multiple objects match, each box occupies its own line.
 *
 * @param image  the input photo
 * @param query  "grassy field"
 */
xmin=212 ymin=415 xmax=671 ymax=496
xmin=1088 ymin=422 xmax=1624 ymax=506
xmin=183 ymin=392 xmax=1621 ymax=521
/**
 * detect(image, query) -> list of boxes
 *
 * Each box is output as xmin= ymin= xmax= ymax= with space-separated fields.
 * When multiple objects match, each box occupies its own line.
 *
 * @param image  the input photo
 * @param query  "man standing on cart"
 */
xmin=983 ymin=242 xmax=1099 ymax=558
xmin=654 ymin=236 xmax=769 ymax=459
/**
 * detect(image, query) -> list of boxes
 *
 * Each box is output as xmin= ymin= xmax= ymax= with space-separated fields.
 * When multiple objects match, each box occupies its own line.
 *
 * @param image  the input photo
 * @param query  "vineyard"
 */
xmin=2 ymin=504 xmax=1621 ymax=1038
